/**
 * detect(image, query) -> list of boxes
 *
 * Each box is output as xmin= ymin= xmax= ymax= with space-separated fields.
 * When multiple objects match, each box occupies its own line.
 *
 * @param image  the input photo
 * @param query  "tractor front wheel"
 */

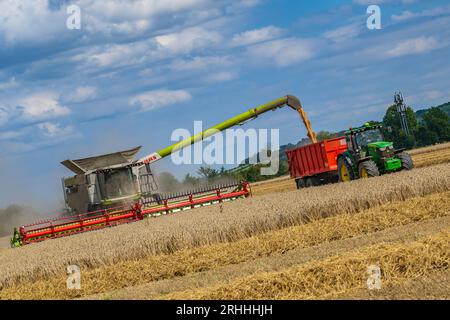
xmin=358 ymin=160 xmax=380 ymax=179
xmin=397 ymin=152 xmax=414 ymax=170
xmin=338 ymin=157 xmax=354 ymax=182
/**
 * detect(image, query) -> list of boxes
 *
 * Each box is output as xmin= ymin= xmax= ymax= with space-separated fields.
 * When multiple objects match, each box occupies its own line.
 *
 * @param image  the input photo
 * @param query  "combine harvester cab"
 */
xmin=61 ymin=146 xmax=152 ymax=214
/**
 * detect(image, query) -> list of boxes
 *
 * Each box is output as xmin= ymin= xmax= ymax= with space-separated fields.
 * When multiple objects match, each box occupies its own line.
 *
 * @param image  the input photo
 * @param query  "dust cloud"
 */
xmin=0 ymin=205 xmax=38 ymax=237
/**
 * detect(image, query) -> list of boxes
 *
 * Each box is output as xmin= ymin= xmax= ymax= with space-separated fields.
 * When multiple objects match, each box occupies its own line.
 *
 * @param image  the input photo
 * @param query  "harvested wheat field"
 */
xmin=408 ymin=142 xmax=450 ymax=156
xmin=0 ymin=150 xmax=449 ymax=300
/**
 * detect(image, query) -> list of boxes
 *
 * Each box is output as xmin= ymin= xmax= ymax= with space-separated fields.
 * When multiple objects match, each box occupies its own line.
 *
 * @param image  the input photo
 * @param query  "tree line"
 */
xmin=382 ymin=104 xmax=450 ymax=149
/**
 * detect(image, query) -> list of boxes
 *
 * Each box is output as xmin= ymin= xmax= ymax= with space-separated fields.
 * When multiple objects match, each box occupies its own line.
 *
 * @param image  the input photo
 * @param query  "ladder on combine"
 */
xmin=11 ymin=181 xmax=251 ymax=247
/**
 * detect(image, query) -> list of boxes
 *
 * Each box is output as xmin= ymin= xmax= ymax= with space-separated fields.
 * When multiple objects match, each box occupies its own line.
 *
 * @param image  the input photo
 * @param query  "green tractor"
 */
xmin=337 ymin=122 xmax=414 ymax=182
xmin=10 ymin=228 xmax=22 ymax=248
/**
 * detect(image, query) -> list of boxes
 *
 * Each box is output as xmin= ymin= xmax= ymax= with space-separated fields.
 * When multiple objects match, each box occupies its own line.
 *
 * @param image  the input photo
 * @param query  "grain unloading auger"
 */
xmin=11 ymin=95 xmax=317 ymax=247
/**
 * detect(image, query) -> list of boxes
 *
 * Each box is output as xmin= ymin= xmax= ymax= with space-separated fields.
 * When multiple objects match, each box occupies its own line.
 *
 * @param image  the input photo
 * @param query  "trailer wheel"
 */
xmin=338 ymin=157 xmax=354 ymax=182
xmin=295 ymin=178 xmax=306 ymax=189
xmin=305 ymin=177 xmax=320 ymax=187
xmin=397 ymin=152 xmax=414 ymax=170
xmin=358 ymin=160 xmax=380 ymax=179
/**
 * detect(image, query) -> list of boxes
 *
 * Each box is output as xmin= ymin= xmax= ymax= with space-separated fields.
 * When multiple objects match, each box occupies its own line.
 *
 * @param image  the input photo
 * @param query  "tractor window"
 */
xmin=355 ymin=129 xmax=384 ymax=148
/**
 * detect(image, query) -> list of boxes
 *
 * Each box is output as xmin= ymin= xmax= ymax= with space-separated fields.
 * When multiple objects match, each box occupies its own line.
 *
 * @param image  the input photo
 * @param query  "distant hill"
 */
xmin=416 ymin=102 xmax=450 ymax=121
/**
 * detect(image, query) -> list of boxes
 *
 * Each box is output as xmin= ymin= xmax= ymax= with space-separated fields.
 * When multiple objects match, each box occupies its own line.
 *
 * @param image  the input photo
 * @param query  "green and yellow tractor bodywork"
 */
xmin=337 ymin=123 xmax=414 ymax=182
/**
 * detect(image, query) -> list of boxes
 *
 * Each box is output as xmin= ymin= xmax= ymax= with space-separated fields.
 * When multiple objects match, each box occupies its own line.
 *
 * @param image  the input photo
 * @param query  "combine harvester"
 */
xmin=11 ymin=95 xmax=317 ymax=247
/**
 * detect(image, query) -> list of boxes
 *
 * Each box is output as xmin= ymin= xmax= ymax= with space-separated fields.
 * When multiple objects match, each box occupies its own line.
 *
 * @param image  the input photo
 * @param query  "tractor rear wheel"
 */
xmin=338 ymin=157 xmax=354 ymax=182
xmin=305 ymin=177 xmax=320 ymax=187
xmin=358 ymin=160 xmax=380 ymax=179
xmin=397 ymin=152 xmax=414 ymax=170
xmin=295 ymin=178 xmax=306 ymax=189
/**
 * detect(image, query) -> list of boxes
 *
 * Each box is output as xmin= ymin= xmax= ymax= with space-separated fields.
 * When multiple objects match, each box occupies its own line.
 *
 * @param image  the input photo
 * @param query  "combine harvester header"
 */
xmin=12 ymin=181 xmax=251 ymax=246
xmin=11 ymin=95 xmax=317 ymax=247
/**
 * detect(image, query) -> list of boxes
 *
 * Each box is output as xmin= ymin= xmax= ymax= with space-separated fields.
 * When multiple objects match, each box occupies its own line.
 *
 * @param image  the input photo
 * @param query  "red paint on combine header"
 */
xmin=18 ymin=182 xmax=251 ymax=245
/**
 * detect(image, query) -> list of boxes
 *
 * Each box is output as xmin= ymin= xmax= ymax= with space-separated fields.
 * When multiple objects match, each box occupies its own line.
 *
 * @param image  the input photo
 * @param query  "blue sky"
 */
xmin=1 ymin=0 xmax=450 ymax=211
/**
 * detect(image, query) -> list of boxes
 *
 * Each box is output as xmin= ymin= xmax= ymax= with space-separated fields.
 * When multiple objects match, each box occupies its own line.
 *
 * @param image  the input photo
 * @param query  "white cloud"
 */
xmin=0 ymin=0 xmax=66 ymax=45
xmin=37 ymin=122 xmax=74 ymax=137
xmin=0 ymin=0 xmax=211 ymax=46
xmin=81 ymin=26 xmax=222 ymax=69
xmin=155 ymin=27 xmax=221 ymax=54
xmin=0 ymin=77 xmax=18 ymax=90
xmin=170 ymin=56 xmax=232 ymax=71
xmin=354 ymin=0 xmax=417 ymax=5
xmin=0 ymin=121 xmax=77 ymax=155
xmin=18 ymin=92 xmax=71 ymax=121
xmin=129 ymin=89 xmax=192 ymax=111
xmin=386 ymin=36 xmax=441 ymax=57
xmin=84 ymin=42 xmax=149 ymax=68
xmin=83 ymin=0 xmax=206 ymax=20
xmin=391 ymin=5 xmax=450 ymax=22
xmin=65 ymin=86 xmax=97 ymax=103
xmin=323 ymin=23 xmax=362 ymax=43
xmin=139 ymin=68 xmax=153 ymax=77
xmin=0 ymin=130 xmax=22 ymax=140
xmin=247 ymin=38 xmax=315 ymax=67
xmin=206 ymin=71 xmax=238 ymax=82
xmin=239 ymin=0 xmax=262 ymax=7
xmin=231 ymin=26 xmax=283 ymax=47
xmin=103 ymin=19 xmax=152 ymax=35
xmin=391 ymin=11 xmax=417 ymax=22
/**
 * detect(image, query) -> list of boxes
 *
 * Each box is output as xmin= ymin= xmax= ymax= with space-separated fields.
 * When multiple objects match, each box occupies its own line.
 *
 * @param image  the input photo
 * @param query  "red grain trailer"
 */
xmin=286 ymin=137 xmax=348 ymax=189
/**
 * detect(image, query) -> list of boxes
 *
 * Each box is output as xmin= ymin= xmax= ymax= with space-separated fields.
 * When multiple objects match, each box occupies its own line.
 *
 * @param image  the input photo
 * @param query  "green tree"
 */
xmin=316 ymin=131 xmax=336 ymax=142
xmin=382 ymin=104 xmax=418 ymax=149
xmin=277 ymin=159 xmax=289 ymax=176
xmin=416 ymin=126 xmax=439 ymax=146
xmin=423 ymin=107 xmax=450 ymax=143
xmin=241 ymin=165 xmax=260 ymax=182
xmin=197 ymin=166 xmax=219 ymax=180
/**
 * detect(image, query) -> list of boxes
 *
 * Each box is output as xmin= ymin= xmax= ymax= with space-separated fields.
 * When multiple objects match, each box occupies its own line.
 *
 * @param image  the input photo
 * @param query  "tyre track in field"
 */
xmin=88 ymin=215 xmax=450 ymax=300
xmin=331 ymin=269 xmax=450 ymax=300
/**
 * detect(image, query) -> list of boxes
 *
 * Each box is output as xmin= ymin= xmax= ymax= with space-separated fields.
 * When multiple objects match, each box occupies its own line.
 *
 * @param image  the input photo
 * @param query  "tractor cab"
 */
xmin=345 ymin=123 xmax=400 ymax=171
xmin=338 ymin=122 xmax=413 ymax=182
